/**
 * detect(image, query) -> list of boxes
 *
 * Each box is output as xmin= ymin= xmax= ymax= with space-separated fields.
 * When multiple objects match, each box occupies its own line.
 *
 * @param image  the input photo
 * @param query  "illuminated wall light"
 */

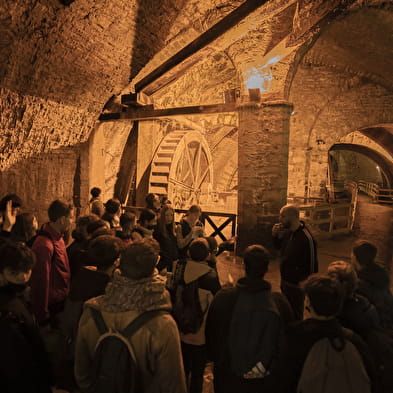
xmin=243 ymin=55 xmax=281 ymax=93
xmin=244 ymin=68 xmax=273 ymax=92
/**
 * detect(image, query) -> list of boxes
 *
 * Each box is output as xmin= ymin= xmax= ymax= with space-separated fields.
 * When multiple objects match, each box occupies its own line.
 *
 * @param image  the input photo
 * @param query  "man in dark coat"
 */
xmin=205 ymin=244 xmax=293 ymax=393
xmin=352 ymin=240 xmax=393 ymax=330
xmin=272 ymin=204 xmax=318 ymax=320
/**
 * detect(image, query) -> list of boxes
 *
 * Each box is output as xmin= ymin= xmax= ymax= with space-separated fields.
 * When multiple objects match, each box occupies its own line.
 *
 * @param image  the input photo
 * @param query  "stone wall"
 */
xmin=0 ymin=146 xmax=79 ymax=225
xmin=288 ymin=63 xmax=393 ymax=198
xmin=339 ymin=131 xmax=392 ymax=160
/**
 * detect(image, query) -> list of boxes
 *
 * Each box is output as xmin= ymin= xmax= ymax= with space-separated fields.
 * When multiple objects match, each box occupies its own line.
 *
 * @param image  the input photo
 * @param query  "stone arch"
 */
xmin=287 ymin=5 xmax=393 ymax=198
xmin=329 ymin=143 xmax=393 ymax=188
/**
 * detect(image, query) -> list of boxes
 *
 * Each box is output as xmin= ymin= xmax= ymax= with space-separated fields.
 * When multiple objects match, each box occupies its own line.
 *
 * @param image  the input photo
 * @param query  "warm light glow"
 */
xmin=243 ymin=55 xmax=281 ymax=92
xmin=244 ymin=67 xmax=273 ymax=92
xmin=263 ymin=55 xmax=281 ymax=67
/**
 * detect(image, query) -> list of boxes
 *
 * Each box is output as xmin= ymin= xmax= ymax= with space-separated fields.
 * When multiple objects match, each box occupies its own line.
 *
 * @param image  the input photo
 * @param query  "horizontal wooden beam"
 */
xmin=134 ymin=0 xmax=270 ymax=93
xmin=99 ymin=103 xmax=237 ymax=122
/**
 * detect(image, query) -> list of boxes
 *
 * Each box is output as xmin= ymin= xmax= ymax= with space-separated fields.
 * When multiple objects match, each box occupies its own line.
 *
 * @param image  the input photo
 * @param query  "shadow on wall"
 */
xmin=130 ymin=0 xmax=190 ymax=80
xmin=0 ymin=143 xmax=88 ymax=226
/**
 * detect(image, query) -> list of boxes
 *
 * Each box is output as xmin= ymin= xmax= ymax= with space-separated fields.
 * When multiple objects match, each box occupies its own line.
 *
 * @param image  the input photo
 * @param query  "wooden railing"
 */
xmin=291 ymin=182 xmax=358 ymax=238
xmin=124 ymin=206 xmax=237 ymax=241
xmin=298 ymin=202 xmax=356 ymax=237
xmin=358 ymin=180 xmax=393 ymax=204
xmin=176 ymin=209 xmax=236 ymax=241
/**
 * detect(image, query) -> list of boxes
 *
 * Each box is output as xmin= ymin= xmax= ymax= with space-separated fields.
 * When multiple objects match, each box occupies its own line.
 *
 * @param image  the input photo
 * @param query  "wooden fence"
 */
xmin=358 ymin=180 xmax=393 ymax=204
xmin=124 ymin=206 xmax=236 ymax=241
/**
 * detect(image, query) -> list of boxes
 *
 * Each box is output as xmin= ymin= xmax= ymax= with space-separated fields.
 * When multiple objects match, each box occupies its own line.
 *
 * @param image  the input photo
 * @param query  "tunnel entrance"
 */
xmin=329 ymin=143 xmax=393 ymax=192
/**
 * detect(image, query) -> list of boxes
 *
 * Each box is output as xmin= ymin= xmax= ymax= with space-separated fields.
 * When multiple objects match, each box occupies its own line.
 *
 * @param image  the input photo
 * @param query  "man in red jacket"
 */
xmin=31 ymin=199 xmax=74 ymax=327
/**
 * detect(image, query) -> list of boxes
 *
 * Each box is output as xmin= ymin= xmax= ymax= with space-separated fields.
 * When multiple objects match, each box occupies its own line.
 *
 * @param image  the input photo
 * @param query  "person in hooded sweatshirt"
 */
xmin=0 ymin=241 xmax=53 ymax=393
xmin=172 ymin=237 xmax=221 ymax=393
xmin=75 ymin=238 xmax=187 ymax=393
xmin=351 ymin=240 xmax=393 ymax=331
xmin=205 ymin=244 xmax=293 ymax=393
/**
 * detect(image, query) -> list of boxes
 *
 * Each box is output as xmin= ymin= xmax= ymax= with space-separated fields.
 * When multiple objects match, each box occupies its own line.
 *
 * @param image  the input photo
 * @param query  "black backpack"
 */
xmin=88 ymin=307 xmax=168 ymax=393
xmin=172 ymin=260 xmax=204 ymax=334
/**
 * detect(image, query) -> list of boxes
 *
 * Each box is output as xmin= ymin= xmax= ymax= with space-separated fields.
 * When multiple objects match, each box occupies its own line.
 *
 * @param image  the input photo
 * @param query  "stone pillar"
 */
xmin=236 ymin=99 xmax=293 ymax=255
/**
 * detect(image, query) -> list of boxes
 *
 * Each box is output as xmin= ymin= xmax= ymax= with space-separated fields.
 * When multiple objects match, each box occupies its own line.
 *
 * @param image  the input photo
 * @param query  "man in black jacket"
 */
xmin=205 ymin=245 xmax=293 ymax=393
xmin=272 ymin=204 xmax=318 ymax=320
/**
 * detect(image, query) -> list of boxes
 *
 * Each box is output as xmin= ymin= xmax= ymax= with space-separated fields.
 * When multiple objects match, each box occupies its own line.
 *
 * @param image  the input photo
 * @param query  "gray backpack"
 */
xmin=297 ymin=336 xmax=371 ymax=393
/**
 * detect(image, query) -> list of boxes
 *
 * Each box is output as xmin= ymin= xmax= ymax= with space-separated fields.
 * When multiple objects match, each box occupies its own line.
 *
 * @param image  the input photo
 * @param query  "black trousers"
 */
xmin=181 ymin=342 xmax=207 ymax=393
xmin=281 ymin=280 xmax=305 ymax=320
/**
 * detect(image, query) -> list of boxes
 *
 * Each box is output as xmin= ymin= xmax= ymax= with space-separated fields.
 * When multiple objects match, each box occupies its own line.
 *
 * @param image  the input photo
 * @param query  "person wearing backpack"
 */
xmin=0 ymin=241 xmax=53 ymax=393
xmin=59 ymin=234 xmax=124 ymax=390
xmin=74 ymin=238 xmax=187 ymax=393
xmin=327 ymin=260 xmax=393 ymax=393
xmin=205 ymin=244 xmax=293 ymax=393
xmin=171 ymin=238 xmax=221 ymax=393
xmin=276 ymin=274 xmax=375 ymax=393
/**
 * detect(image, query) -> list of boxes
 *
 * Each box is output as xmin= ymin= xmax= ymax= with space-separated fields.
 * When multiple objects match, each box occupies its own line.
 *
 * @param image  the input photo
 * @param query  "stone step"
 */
xmin=149 ymin=185 xmax=168 ymax=194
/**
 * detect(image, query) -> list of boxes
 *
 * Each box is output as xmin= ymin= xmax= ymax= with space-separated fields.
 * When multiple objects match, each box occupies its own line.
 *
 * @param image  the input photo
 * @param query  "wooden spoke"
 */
xmin=149 ymin=130 xmax=213 ymax=209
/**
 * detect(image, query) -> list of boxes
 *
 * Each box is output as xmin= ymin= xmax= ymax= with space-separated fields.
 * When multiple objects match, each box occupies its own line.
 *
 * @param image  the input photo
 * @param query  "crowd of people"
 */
xmin=0 ymin=189 xmax=392 ymax=393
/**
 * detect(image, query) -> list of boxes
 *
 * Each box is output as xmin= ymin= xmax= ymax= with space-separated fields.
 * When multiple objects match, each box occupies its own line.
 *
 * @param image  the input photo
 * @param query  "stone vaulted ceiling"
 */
xmin=0 ymin=0 xmax=246 ymax=168
xmin=302 ymin=7 xmax=393 ymax=91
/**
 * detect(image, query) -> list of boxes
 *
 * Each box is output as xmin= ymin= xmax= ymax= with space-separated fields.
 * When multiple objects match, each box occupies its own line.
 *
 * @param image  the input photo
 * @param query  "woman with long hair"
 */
xmin=154 ymin=205 xmax=178 ymax=272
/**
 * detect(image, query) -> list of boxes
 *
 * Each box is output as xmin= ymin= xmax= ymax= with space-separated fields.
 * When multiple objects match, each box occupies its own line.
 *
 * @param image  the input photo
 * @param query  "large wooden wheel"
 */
xmin=149 ymin=130 xmax=214 ymax=209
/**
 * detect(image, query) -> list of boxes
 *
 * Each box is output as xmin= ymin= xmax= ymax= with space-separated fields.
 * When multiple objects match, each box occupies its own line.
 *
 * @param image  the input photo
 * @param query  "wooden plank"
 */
xmin=134 ymin=0 xmax=270 ymax=93
xmin=99 ymin=103 xmax=237 ymax=122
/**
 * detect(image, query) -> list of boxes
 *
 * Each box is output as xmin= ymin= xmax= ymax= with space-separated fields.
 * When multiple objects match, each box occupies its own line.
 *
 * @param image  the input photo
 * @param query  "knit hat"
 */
xmin=120 ymin=238 xmax=160 ymax=279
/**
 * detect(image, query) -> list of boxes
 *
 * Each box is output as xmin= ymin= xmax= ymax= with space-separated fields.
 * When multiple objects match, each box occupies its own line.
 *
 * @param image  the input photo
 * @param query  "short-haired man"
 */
xmin=272 ymin=204 xmax=318 ymax=319
xmin=275 ymin=274 xmax=374 ymax=393
xmin=102 ymin=198 xmax=121 ymax=229
xmin=75 ymin=238 xmax=187 ymax=393
xmin=145 ymin=193 xmax=161 ymax=213
xmin=61 ymin=235 xmax=124 ymax=366
xmin=352 ymin=240 xmax=393 ymax=329
xmin=67 ymin=214 xmax=100 ymax=277
xmin=205 ymin=245 xmax=293 ymax=393
xmin=0 ymin=242 xmax=52 ymax=393
xmin=89 ymin=187 xmax=105 ymax=217
xmin=31 ymin=199 xmax=74 ymax=326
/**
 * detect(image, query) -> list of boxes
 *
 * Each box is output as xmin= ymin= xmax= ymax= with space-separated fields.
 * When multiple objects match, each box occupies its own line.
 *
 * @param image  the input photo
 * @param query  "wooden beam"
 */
xmin=99 ymin=103 xmax=237 ymax=122
xmin=134 ymin=0 xmax=270 ymax=93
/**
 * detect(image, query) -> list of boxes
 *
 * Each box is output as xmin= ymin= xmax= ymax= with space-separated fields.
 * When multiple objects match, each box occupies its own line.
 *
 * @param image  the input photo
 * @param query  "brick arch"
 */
xmin=330 ymin=143 xmax=393 ymax=188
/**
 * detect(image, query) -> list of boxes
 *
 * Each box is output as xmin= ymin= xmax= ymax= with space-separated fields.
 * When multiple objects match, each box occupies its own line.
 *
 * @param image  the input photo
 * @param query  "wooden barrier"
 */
xmin=358 ymin=180 xmax=393 ymax=204
xmin=298 ymin=202 xmax=356 ymax=238
xmin=124 ymin=206 xmax=237 ymax=241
